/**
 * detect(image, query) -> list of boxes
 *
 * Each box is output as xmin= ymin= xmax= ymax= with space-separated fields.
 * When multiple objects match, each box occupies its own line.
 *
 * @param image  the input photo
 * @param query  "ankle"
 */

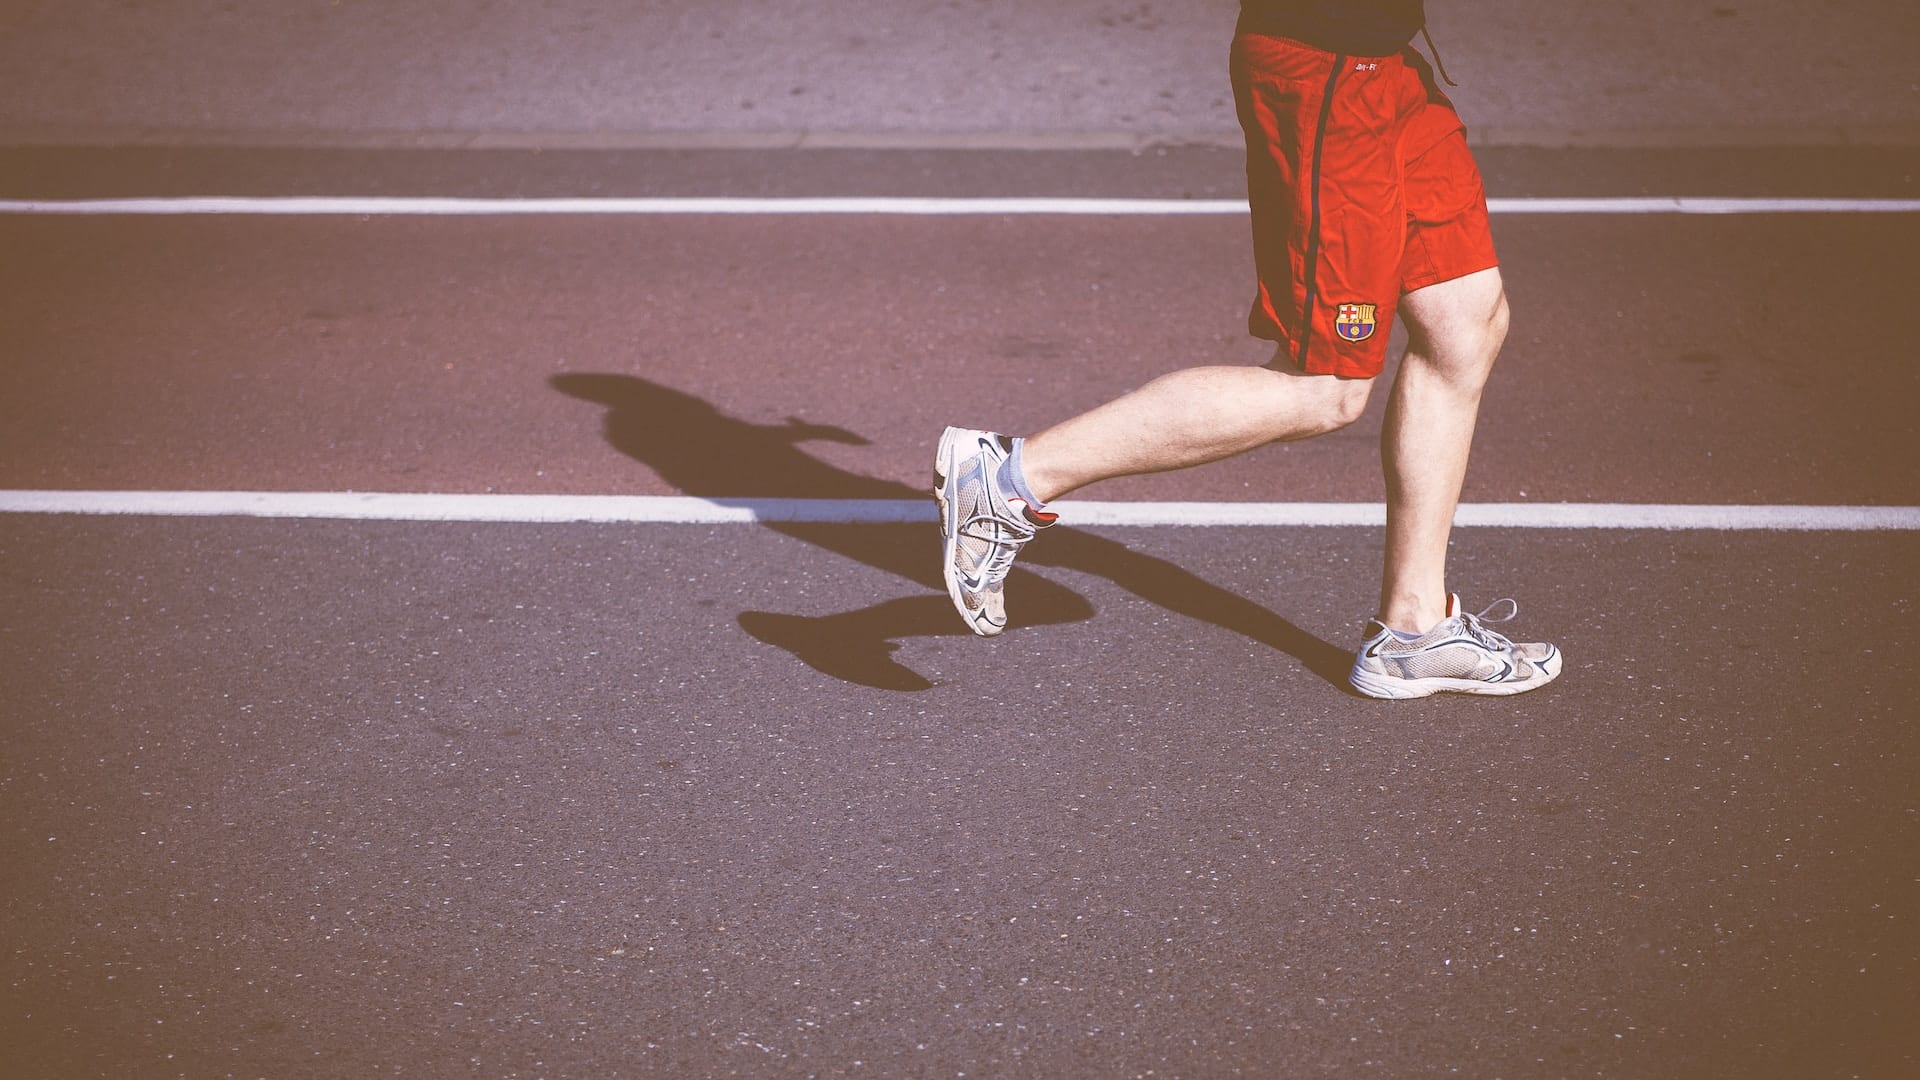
xmin=998 ymin=438 xmax=1057 ymax=509
xmin=1380 ymin=592 xmax=1450 ymax=635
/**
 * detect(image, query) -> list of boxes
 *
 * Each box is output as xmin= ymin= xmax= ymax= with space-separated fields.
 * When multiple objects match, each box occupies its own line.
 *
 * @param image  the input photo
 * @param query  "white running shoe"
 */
xmin=1349 ymin=594 xmax=1562 ymax=699
xmin=933 ymin=426 xmax=1054 ymax=636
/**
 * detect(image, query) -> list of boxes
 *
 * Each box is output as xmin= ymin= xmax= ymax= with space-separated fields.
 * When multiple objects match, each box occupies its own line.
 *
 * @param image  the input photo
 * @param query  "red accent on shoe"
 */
xmin=1008 ymin=499 xmax=1058 ymax=528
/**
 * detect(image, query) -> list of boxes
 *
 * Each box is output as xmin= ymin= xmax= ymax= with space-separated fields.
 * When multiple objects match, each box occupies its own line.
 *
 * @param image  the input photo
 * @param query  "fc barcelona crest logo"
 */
xmin=1334 ymin=302 xmax=1378 ymax=343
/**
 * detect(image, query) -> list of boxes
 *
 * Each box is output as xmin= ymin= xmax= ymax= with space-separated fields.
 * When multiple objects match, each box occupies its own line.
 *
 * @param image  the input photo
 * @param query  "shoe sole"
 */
xmin=933 ymin=426 xmax=1004 ymax=637
xmin=1349 ymin=646 xmax=1562 ymax=699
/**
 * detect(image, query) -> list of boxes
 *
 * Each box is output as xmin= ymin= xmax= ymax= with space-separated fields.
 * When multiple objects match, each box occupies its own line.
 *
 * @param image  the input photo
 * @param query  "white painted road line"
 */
xmin=3 ymin=196 xmax=1919 ymax=216
xmin=1488 ymin=197 xmax=1920 ymax=215
xmin=3 ymin=492 xmax=1918 ymax=531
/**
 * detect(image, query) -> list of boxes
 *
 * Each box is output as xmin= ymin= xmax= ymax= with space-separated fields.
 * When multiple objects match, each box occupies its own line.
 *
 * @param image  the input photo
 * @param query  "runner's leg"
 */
xmin=1377 ymin=265 xmax=1508 ymax=633
xmin=1015 ymin=358 xmax=1373 ymax=504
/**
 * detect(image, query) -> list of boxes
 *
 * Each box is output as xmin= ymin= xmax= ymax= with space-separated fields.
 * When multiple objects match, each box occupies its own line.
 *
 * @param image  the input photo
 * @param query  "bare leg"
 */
xmin=1379 ymin=267 xmax=1510 ymax=633
xmin=1018 ymin=357 xmax=1374 ymax=504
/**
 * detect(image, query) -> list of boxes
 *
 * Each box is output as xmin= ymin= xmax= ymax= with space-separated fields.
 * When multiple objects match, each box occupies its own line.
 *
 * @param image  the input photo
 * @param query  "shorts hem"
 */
xmin=1253 ymin=329 xmax=1388 ymax=381
xmin=1402 ymin=255 xmax=1501 ymax=296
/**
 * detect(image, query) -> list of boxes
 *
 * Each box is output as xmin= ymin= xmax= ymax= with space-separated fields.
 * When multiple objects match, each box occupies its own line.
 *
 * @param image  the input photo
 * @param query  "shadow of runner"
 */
xmin=551 ymin=373 xmax=1349 ymax=692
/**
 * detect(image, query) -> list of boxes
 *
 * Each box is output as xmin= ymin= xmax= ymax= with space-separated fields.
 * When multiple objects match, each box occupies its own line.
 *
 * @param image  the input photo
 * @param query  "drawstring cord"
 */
xmin=1420 ymin=26 xmax=1458 ymax=86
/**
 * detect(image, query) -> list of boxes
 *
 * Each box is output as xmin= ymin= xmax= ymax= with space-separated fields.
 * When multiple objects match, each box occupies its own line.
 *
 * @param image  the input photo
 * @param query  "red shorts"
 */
xmin=1231 ymin=31 xmax=1498 ymax=379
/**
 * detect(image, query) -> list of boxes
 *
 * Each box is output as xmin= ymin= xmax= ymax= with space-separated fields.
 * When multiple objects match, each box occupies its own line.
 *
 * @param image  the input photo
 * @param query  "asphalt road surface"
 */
xmin=4 ymin=141 xmax=1918 ymax=1080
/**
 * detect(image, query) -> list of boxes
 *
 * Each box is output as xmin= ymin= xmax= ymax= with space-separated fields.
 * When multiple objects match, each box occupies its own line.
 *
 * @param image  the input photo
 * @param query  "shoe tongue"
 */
xmin=1446 ymin=593 xmax=1462 ymax=619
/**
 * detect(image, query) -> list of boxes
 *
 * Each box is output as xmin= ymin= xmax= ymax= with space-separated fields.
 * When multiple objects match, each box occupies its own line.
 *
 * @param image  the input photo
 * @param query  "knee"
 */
xmin=1251 ymin=354 xmax=1374 ymax=438
xmin=1312 ymin=377 xmax=1374 ymax=434
xmin=1461 ymin=292 xmax=1511 ymax=385
xmin=1409 ymin=288 xmax=1509 ymax=386
xmin=1447 ymin=289 xmax=1509 ymax=365
xmin=1485 ymin=291 xmax=1512 ymax=355
xmin=1334 ymin=377 xmax=1374 ymax=429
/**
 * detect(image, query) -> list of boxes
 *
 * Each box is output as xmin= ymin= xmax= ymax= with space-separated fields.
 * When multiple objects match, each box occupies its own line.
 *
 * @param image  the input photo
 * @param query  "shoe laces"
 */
xmin=1457 ymin=598 xmax=1520 ymax=652
xmin=959 ymin=502 xmax=1037 ymax=587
